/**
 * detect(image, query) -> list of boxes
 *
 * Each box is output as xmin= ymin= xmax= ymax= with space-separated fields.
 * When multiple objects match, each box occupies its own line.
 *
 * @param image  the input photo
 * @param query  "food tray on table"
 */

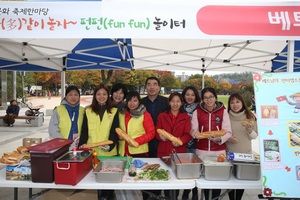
xmin=231 ymin=161 xmax=261 ymax=180
xmin=201 ymin=155 xmax=233 ymax=181
xmin=98 ymin=156 xmax=132 ymax=169
xmin=170 ymin=153 xmax=202 ymax=179
xmin=160 ymin=156 xmax=171 ymax=166
xmin=94 ymin=160 xmax=126 ymax=183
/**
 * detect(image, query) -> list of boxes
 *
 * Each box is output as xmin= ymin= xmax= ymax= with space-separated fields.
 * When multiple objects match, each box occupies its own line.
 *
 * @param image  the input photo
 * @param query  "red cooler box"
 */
xmin=54 ymin=150 xmax=93 ymax=185
xmin=28 ymin=138 xmax=73 ymax=183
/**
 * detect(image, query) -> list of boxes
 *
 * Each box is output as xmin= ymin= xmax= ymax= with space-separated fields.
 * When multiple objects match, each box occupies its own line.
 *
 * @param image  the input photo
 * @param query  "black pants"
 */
xmin=142 ymin=190 xmax=162 ymax=200
xmin=182 ymin=187 xmax=198 ymax=199
xmin=98 ymin=190 xmax=114 ymax=200
xmin=164 ymin=190 xmax=179 ymax=199
xmin=142 ymin=190 xmax=177 ymax=200
xmin=228 ymin=189 xmax=244 ymax=200
xmin=204 ymin=189 xmax=221 ymax=200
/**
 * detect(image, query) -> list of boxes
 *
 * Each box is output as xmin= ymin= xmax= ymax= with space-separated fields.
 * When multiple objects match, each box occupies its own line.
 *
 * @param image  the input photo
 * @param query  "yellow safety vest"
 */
xmin=119 ymin=113 xmax=148 ymax=156
xmin=57 ymin=105 xmax=85 ymax=139
xmin=85 ymin=107 xmax=118 ymax=156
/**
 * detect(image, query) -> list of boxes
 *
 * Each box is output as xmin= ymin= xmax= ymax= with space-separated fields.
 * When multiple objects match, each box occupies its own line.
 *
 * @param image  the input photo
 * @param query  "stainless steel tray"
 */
xmin=55 ymin=150 xmax=92 ymax=163
xmin=202 ymin=155 xmax=233 ymax=181
xmin=94 ymin=160 xmax=126 ymax=183
xmin=170 ymin=153 xmax=202 ymax=179
xmin=160 ymin=156 xmax=171 ymax=166
xmin=231 ymin=161 xmax=261 ymax=180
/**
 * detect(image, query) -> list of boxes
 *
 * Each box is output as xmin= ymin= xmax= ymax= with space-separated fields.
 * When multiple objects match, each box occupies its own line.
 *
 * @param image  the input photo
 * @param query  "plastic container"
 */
xmin=232 ymin=161 xmax=261 ymax=180
xmin=202 ymin=155 xmax=233 ymax=181
xmin=29 ymin=138 xmax=73 ymax=183
xmin=94 ymin=160 xmax=126 ymax=183
xmin=54 ymin=150 xmax=93 ymax=185
xmin=170 ymin=153 xmax=202 ymax=179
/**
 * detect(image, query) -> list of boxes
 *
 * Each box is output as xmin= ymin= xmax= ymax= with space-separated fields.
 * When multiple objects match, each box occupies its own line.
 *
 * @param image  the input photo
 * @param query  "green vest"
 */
xmin=57 ymin=105 xmax=84 ymax=139
xmin=85 ymin=107 xmax=118 ymax=156
xmin=119 ymin=113 xmax=149 ymax=156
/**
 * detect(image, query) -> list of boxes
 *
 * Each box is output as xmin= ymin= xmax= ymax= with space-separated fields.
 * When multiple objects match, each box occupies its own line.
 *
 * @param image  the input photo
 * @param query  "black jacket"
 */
xmin=6 ymin=105 xmax=20 ymax=116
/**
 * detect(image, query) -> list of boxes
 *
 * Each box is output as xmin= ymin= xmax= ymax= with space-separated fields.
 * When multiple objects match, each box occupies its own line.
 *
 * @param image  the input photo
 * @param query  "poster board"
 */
xmin=254 ymin=72 xmax=300 ymax=198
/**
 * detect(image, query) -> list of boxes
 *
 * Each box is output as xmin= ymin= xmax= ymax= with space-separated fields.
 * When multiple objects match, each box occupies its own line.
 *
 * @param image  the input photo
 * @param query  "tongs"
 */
xmin=172 ymin=149 xmax=182 ymax=164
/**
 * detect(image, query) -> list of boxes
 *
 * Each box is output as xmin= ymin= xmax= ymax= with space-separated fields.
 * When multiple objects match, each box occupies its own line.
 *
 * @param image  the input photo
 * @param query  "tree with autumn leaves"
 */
xmin=21 ymin=69 xmax=181 ymax=94
xmin=7 ymin=70 xmax=254 ymax=100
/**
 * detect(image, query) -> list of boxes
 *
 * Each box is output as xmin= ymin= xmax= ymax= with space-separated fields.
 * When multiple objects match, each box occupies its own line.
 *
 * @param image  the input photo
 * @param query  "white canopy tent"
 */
xmin=0 ymin=0 xmax=299 ymax=101
xmin=130 ymin=39 xmax=288 ymax=72
xmin=1 ymin=1 xmax=300 ymax=198
xmin=1 ymin=0 xmax=299 ymax=72
xmin=0 ymin=38 xmax=289 ymax=72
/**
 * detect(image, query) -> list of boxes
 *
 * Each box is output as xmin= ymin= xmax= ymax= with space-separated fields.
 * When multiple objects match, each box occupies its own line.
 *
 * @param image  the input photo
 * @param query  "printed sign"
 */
xmin=0 ymin=0 xmax=299 ymax=39
xmin=254 ymin=72 xmax=300 ymax=198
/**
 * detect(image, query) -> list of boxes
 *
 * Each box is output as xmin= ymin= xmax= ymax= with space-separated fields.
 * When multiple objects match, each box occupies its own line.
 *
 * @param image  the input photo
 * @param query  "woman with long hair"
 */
xmin=226 ymin=93 xmax=258 ymax=200
xmin=181 ymin=86 xmax=201 ymax=200
xmin=191 ymin=87 xmax=232 ymax=200
xmin=78 ymin=84 xmax=119 ymax=200
xmin=156 ymin=92 xmax=192 ymax=199
xmin=78 ymin=84 xmax=119 ymax=156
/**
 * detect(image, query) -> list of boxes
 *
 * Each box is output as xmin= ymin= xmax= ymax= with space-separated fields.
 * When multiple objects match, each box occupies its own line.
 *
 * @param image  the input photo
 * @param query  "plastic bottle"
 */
xmin=93 ymin=150 xmax=99 ymax=168
xmin=128 ymin=163 xmax=137 ymax=177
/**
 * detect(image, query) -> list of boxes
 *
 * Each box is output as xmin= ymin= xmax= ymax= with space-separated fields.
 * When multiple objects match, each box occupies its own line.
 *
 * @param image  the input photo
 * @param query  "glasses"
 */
xmin=203 ymin=96 xmax=215 ymax=101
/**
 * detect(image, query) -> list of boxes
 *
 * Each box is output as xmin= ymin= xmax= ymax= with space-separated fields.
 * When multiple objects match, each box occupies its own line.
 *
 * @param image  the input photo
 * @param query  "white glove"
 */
xmin=172 ymin=141 xmax=180 ymax=147
xmin=190 ymin=130 xmax=199 ymax=139
xmin=159 ymin=134 xmax=167 ymax=141
xmin=98 ymin=145 xmax=110 ymax=151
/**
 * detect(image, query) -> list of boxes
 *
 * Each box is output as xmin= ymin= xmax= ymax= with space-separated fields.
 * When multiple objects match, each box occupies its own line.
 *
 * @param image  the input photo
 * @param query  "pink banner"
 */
xmin=197 ymin=6 xmax=300 ymax=36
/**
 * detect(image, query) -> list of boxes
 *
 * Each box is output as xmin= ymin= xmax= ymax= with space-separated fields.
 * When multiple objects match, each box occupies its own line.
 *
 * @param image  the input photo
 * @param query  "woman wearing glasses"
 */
xmin=191 ymin=87 xmax=232 ymax=200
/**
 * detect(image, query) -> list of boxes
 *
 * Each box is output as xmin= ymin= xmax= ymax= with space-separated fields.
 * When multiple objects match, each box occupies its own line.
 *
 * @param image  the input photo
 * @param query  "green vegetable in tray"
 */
xmin=136 ymin=169 xmax=170 ymax=181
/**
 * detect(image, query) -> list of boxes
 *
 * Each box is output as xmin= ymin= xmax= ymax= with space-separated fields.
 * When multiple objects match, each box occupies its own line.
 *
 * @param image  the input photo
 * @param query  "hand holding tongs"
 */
xmin=172 ymin=149 xmax=182 ymax=164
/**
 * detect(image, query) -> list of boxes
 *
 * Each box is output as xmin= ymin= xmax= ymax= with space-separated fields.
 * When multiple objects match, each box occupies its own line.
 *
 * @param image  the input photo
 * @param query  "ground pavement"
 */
xmin=0 ymin=96 xmax=261 ymax=200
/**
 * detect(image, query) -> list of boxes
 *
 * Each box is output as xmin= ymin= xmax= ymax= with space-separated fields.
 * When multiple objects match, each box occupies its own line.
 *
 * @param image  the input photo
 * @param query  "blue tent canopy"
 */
xmin=0 ymin=38 xmax=133 ymax=72
xmin=271 ymin=41 xmax=300 ymax=72
xmin=66 ymin=38 xmax=133 ymax=71
xmin=0 ymin=59 xmax=58 ymax=72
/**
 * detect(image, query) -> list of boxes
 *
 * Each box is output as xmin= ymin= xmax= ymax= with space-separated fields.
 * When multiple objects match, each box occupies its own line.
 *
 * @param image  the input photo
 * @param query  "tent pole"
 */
xmin=201 ymin=58 xmax=205 ymax=89
xmin=1 ymin=71 xmax=8 ymax=109
xmin=201 ymin=70 xmax=205 ymax=89
xmin=13 ymin=71 xmax=17 ymax=100
xmin=61 ymin=70 xmax=66 ymax=101
xmin=287 ymin=40 xmax=295 ymax=72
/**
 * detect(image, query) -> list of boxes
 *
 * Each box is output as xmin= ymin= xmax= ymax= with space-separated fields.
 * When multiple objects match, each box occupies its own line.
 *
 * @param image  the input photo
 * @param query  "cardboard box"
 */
xmin=23 ymin=138 xmax=42 ymax=147
xmin=6 ymin=165 xmax=31 ymax=180
xmin=41 ymin=189 xmax=98 ymax=200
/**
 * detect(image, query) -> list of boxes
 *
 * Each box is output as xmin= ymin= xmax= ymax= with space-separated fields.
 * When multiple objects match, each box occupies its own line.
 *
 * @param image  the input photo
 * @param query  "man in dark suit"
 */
xmin=140 ymin=77 xmax=169 ymax=200
xmin=141 ymin=77 xmax=169 ymax=158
